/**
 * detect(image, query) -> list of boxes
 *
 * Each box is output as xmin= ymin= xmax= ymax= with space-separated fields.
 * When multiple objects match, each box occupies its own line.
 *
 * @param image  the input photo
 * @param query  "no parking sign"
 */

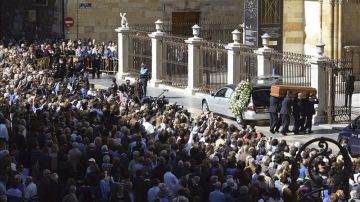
xmin=64 ymin=17 xmax=74 ymax=28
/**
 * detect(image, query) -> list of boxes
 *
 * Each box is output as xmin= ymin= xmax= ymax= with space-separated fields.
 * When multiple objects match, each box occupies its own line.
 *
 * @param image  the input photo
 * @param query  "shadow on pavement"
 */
xmin=310 ymin=129 xmax=337 ymax=135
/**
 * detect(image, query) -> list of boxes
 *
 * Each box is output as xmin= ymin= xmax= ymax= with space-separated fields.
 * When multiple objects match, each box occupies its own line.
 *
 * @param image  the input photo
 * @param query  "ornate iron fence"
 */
xmin=239 ymin=46 xmax=258 ymax=81
xmin=134 ymin=22 xmax=242 ymax=44
xmin=326 ymin=58 xmax=353 ymax=123
xmin=128 ymin=31 xmax=152 ymax=77
xmin=270 ymin=52 xmax=312 ymax=86
xmin=162 ymin=35 xmax=188 ymax=88
xmin=198 ymin=42 xmax=228 ymax=93
xmin=289 ymin=137 xmax=352 ymax=201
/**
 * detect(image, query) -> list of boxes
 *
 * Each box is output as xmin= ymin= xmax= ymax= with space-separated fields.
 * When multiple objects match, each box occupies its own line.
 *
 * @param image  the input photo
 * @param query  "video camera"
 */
xmin=142 ymin=96 xmax=169 ymax=107
xmin=141 ymin=89 xmax=169 ymax=112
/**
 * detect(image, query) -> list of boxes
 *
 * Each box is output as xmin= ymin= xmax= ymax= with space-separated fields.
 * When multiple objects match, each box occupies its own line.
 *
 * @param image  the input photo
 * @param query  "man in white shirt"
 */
xmin=87 ymin=84 xmax=96 ymax=97
xmin=142 ymin=115 xmax=155 ymax=135
xmin=23 ymin=176 xmax=37 ymax=201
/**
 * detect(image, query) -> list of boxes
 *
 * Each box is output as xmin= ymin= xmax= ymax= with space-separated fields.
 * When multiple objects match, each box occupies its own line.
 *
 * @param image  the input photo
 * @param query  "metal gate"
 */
xmin=162 ymin=35 xmax=188 ymax=88
xmin=239 ymin=46 xmax=258 ymax=81
xmin=289 ymin=137 xmax=352 ymax=201
xmin=326 ymin=58 xmax=353 ymax=123
xmin=128 ymin=31 xmax=152 ymax=77
xmin=199 ymin=42 xmax=228 ymax=93
xmin=270 ymin=52 xmax=312 ymax=86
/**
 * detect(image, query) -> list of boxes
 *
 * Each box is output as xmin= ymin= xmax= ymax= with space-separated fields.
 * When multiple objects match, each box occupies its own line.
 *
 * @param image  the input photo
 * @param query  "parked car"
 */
xmin=201 ymin=76 xmax=281 ymax=124
xmin=338 ymin=115 xmax=360 ymax=155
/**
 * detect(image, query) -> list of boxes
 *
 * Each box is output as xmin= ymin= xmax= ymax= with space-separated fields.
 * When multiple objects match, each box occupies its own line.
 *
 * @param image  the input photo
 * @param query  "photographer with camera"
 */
xmin=123 ymin=79 xmax=134 ymax=97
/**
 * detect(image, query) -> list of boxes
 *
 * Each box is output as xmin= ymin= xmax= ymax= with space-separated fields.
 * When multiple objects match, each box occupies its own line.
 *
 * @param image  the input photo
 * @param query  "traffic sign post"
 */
xmin=64 ymin=17 xmax=74 ymax=28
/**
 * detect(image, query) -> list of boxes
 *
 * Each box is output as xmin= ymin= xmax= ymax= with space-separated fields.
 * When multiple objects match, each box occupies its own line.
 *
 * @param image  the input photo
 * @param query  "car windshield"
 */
xmin=252 ymin=76 xmax=282 ymax=86
xmin=252 ymin=89 xmax=270 ymax=107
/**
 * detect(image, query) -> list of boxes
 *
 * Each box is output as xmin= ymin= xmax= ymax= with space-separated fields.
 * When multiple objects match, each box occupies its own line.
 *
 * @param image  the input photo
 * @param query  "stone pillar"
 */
xmin=310 ymin=42 xmax=327 ymax=124
xmin=185 ymin=25 xmax=203 ymax=95
xmin=255 ymin=33 xmax=274 ymax=76
xmin=115 ymin=27 xmax=131 ymax=81
xmin=226 ymin=29 xmax=242 ymax=84
xmin=148 ymin=20 xmax=165 ymax=87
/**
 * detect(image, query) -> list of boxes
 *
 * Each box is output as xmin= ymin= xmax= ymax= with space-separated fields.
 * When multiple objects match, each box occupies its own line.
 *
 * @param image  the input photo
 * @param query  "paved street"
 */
xmin=90 ymin=75 xmax=360 ymax=149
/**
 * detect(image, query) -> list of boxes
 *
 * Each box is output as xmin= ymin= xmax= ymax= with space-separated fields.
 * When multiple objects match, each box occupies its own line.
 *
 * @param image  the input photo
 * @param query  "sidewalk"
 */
xmin=89 ymin=75 xmax=357 ymax=131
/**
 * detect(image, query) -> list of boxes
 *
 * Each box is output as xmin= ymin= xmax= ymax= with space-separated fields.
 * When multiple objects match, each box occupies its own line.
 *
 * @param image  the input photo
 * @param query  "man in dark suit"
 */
xmin=91 ymin=50 xmax=101 ymax=79
xmin=345 ymin=74 xmax=355 ymax=107
xmin=275 ymin=97 xmax=283 ymax=133
xmin=303 ymin=93 xmax=319 ymax=134
xmin=280 ymin=91 xmax=292 ymax=136
xmin=269 ymin=95 xmax=280 ymax=134
xmin=139 ymin=63 xmax=150 ymax=96
xmin=299 ymin=93 xmax=307 ymax=133
xmin=292 ymin=93 xmax=301 ymax=135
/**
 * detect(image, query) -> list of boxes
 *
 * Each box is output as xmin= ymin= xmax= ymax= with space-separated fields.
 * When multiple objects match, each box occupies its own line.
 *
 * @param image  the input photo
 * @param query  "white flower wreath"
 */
xmin=229 ymin=80 xmax=252 ymax=117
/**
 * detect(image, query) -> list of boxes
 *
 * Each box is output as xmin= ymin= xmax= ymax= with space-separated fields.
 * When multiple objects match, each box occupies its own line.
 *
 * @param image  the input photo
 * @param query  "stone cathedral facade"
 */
xmin=64 ymin=0 xmax=360 ymax=68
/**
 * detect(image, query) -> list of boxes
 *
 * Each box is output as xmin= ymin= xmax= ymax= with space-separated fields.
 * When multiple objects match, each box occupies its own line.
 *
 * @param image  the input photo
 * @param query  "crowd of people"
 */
xmin=0 ymin=38 xmax=359 ymax=202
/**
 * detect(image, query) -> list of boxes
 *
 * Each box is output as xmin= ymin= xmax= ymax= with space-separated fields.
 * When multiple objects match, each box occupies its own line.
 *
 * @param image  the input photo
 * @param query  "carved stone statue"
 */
xmin=120 ymin=13 xmax=128 ymax=28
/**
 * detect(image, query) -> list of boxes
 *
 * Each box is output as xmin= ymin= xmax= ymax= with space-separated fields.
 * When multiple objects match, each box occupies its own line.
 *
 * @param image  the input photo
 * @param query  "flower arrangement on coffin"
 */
xmin=229 ymin=80 xmax=252 ymax=117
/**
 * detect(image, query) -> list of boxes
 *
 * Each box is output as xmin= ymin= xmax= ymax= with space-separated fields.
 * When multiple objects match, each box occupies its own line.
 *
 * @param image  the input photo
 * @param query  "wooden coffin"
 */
xmin=270 ymin=85 xmax=317 ymax=98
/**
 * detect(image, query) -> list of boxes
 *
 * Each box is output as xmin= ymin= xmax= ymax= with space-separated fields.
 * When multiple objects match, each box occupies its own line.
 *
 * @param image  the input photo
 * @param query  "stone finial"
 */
xmin=192 ymin=24 xmax=201 ymax=38
xmin=232 ymin=29 xmax=241 ymax=44
xmin=316 ymin=42 xmax=325 ymax=56
xmin=240 ymin=23 xmax=245 ymax=29
xmin=120 ymin=13 xmax=128 ymax=28
xmin=155 ymin=19 xmax=163 ymax=32
xmin=261 ymin=33 xmax=271 ymax=48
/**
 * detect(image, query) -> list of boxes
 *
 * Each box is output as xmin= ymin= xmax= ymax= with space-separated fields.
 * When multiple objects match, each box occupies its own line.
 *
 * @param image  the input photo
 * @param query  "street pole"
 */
xmin=76 ymin=0 xmax=79 ymax=39
xmin=62 ymin=0 xmax=65 ymax=39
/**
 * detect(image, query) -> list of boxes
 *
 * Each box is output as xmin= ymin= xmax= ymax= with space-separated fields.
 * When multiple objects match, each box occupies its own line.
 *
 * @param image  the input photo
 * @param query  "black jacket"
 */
xmin=292 ymin=97 xmax=301 ymax=116
xmin=345 ymin=75 xmax=355 ymax=94
xmin=304 ymin=98 xmax=319 ymax=116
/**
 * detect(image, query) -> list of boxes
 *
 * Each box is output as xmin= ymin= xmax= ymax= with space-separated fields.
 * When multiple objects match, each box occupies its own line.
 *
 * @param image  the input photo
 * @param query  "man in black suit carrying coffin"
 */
xmin=269 ymin=95 xmax=280 ymax=134
xmin=280 ymin=91 xmax=292 ymax=136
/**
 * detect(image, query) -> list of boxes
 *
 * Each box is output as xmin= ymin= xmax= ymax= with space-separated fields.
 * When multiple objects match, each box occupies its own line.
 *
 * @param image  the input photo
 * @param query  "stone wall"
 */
xmin=304 ymin=0 xmax=320 ymax=56
xmin=283 ymin=0 xmax=305 ymax=54
xmin=65 ymin=0 xmax=243 ymax=42
xmin=342 ymin=2 xmax=360 ymax=46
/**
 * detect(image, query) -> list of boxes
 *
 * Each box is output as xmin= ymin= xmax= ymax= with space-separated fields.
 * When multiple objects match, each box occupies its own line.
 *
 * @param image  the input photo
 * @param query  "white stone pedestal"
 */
xmin=115 ymin=27 xmax=131 ymax=82
xmin=309 ymin=56 xmax=328 ymax=124
xmin=226 ymin=42 xmax=241 ymax=84
xmin=255 ymin=47 xmax=273 ymax=76
xmin=148 ymin=31 xmax=165 ymax=87
xmin=185 ymin=36 xmax=203 ymax=95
